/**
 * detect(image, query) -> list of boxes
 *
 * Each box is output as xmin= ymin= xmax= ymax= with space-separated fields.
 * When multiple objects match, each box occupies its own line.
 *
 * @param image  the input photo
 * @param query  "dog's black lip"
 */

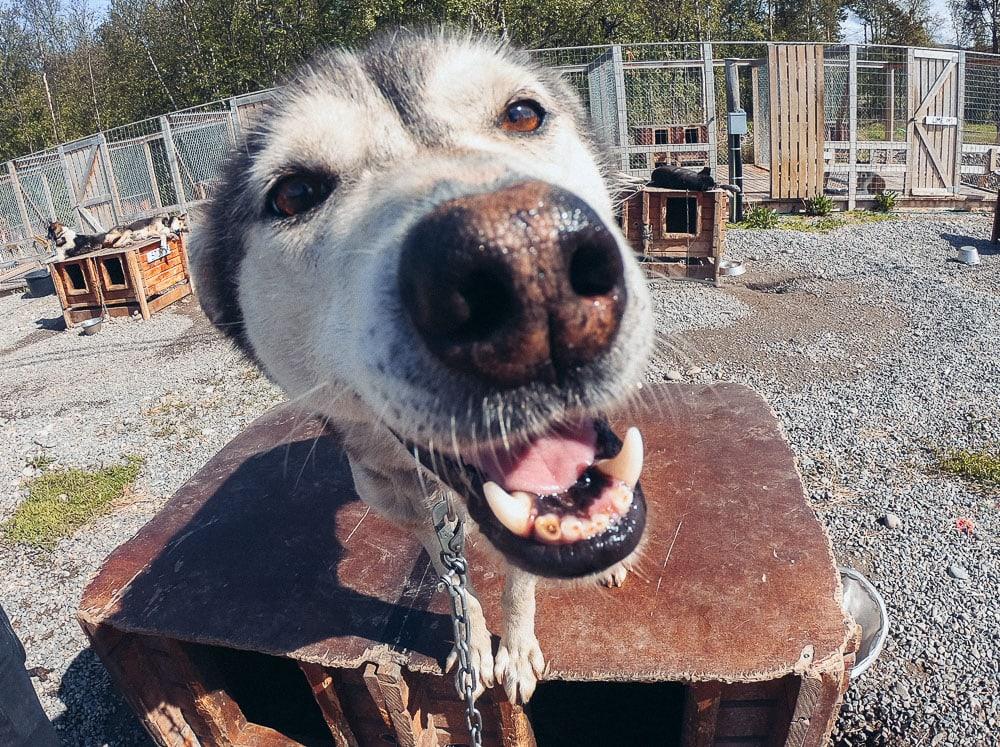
xmin=405 ymin=419 xmax=647 ymax=579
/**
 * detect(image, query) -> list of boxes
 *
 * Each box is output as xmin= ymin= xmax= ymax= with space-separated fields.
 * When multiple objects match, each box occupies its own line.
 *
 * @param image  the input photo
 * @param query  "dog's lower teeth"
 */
xmin=609 ymin=483 xmax=633 ymax=515
xmin=591 ymin=513 xmax=611 ymax=534
xmin=561 ymin=516 xmax=584 ymax=542
xmin=534 ymin=513 xmax=563 ymax=543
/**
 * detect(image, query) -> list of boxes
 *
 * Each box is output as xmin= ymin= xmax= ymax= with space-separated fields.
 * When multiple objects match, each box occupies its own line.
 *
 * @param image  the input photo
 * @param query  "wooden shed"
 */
xmin=620 ymin=187 xmax=728 ymax=285
xmin=50 ymin=234 xmax=191 ymax=328
xmin=79 ymin=384 xmax=858 ymax=747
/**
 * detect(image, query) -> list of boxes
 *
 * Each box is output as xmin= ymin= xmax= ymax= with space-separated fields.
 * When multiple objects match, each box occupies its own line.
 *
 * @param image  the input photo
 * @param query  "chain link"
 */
xmin=433 ymin=499 xmax=484 ymax=747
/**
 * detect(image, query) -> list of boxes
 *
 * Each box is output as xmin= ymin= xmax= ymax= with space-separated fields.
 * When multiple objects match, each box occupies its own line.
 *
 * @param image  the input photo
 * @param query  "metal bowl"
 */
xmin=839 ymin=567 xmax=889 ymax=679
xmin=718 ymin=259 xmax=746 ymax=277
xmin=956 ymin=245 xmax=981 ymax=266
xmin=79 ymin=317 xmax=104 ymax=336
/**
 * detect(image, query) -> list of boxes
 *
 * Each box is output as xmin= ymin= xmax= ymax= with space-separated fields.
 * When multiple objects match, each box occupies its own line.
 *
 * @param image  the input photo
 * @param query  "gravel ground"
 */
xmin=0 ymin=212 xmax=996 ymax=745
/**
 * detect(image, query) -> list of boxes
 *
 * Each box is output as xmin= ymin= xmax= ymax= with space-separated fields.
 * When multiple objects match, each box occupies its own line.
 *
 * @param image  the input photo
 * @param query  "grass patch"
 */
xmin=937 ymin=448 xmax=1000 ymax=489
xmin=26 ymin=454 xmax=55 ymax=470
xmin=737 ymin=210 xmax=898 ymax=234
xmin=2 ymin=456 xmax=143 ymax=549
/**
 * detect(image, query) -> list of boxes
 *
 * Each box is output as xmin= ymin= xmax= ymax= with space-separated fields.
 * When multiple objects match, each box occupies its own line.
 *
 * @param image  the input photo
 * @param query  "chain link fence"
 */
xmin=3 ymin=42 xmax=1000 ymax=264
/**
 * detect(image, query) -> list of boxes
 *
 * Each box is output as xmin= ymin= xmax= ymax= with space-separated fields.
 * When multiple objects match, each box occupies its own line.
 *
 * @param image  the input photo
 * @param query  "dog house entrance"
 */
xmin=664 ymin=196 xmax=699 ymax=235
xmin=102 ymin=257 xmax=127 ymax=288
xmin=181 ymin=642 xmax=335 ymax=746
xmin=527 ymin=680 xmax=684 ymax=745
xmin=64 ymin=263 xmax=88 ymax=292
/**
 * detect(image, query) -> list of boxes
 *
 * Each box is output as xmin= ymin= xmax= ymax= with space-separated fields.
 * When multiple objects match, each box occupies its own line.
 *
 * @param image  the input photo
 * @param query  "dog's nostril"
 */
xmin=568 ymin=237 xmax=622 ymax=297
xmin=452 ymin=268 xmax=515 ymax=341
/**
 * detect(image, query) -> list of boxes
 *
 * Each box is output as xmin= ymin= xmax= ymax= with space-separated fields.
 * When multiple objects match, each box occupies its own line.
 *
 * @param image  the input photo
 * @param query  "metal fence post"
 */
xmin=6 ymin=161 xmax=32 ymax=240
xmin=228 ymin=97 xmax=243 ymax=143
xmin=954 ymin=51 xmax=966 ymax=195
xmin=611 ymin=45 xmax=629 ymax=172
xmin=159 ymin=116 xmax=187 ymax=210
xmin=703 ymin=42 xmax=719 ymax=179
xmin=848 ymin=45 xmax=858 ymax=210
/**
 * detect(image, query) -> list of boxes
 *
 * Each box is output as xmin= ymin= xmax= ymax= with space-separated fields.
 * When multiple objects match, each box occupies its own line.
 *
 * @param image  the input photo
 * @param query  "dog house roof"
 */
xmin=79 ymin=383 xmax=853 ymax=684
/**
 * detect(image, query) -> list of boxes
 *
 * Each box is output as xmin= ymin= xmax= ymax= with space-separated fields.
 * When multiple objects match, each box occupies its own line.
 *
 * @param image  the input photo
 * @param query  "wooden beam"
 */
xmin=124 ymin=247 xmax=151 ymax=320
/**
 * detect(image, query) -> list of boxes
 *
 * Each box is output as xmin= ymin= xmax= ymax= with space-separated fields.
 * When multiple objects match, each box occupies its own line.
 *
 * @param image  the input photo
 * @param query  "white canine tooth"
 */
xmin=594 ymin=426 xmax=643 ymax=489
xmin=483 ymin=482 xmax=534 ymax=537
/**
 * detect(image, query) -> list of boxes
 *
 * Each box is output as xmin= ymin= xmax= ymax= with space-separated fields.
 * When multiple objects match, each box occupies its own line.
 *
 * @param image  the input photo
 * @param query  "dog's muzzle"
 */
xmin=398 ymin=181 xmax=626 ymax=389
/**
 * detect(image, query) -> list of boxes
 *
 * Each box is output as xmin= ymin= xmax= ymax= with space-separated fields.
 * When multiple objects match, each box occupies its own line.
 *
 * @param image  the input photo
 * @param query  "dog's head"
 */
xmin=191 ymin=31 xmax=654 ymax=579
xmin=47 ymin=221 xmax=71 ymax=248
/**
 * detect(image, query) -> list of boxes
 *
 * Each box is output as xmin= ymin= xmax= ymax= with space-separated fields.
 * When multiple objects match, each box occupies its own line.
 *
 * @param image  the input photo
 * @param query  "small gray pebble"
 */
xmin=947 ymin=564 xmax=970 ymax=580
xmin=664 ymin=370 xmax=684 ymax=382
xmin=880 ymin=512 xmax=902 ymax=530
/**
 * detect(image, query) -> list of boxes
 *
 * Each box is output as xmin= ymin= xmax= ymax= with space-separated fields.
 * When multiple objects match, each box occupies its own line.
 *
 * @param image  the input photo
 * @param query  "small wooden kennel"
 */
xmin=620 ymin=187 xmax=728 ymax=285
xmin=79 ymin=384 xmax=857 ymax=747
xmin=50 ymin=234 xmax=192 ymax=328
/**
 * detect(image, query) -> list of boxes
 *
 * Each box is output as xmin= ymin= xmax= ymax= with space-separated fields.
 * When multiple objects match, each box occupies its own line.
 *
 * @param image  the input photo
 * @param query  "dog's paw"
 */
xmin=494 ymin=634 xmax=545 ymax=704
xmin=445 ymin=599 xmax=495 ymax=698
xmin=599 ymin=563 xmax=629 ymax=588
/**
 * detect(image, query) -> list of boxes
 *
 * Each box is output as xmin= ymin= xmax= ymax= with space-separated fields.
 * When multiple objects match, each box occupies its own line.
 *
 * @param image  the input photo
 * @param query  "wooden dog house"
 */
xmin=50 ymin=234 xmax=191 ymax=328
xmin=79 ymin=384 xmax=857 ymax=747
xmin=621 ymin=187 xmax=728 ymax=285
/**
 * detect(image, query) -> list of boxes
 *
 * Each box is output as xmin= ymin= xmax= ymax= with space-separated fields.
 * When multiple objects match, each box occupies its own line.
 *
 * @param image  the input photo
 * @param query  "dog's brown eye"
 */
xmin=501 ymin=100 xmax=545 ymax=133
xmin=267 ymin=173 xmax=334 ymax=218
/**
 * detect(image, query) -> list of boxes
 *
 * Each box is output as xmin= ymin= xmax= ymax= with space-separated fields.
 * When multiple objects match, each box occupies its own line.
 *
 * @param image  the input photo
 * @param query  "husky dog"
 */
xmin=190 ymin=30 xmax=654 ymax=704
xmin=46 ymin=221 xmax=106 ymax=261
xmin=166 ymin=211 xmax=188 ymax=234
xmin=650 ymin=163 xmax=741 ymax=195
xmin=105 ymin=214 xmax=179 ymax=248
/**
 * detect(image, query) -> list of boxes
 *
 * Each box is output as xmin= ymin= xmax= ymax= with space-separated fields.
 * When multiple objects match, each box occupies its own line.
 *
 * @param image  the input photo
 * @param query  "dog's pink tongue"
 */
xmin=475 ymin=421 xmax=597 ymax=495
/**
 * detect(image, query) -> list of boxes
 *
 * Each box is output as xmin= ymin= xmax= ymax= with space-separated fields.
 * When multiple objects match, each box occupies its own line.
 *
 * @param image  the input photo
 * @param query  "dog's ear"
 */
xmin=699 ymin=166 xmax=710 ymax=175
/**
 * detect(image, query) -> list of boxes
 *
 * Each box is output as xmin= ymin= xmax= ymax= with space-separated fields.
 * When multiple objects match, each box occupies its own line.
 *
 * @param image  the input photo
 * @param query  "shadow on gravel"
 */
xmin=939 ymin=232 xmax=999 ymax=256
xmin=35 ymin=315 xmax=66 ymax=332
xmin=51 ymin=649 xmax=151 ymax=747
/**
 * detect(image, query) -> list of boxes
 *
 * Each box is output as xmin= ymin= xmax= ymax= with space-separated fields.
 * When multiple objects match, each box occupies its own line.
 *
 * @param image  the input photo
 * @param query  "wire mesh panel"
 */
xmin=711 ymin=43 xmax=770 ymax=176
xmin=620 ymin=44 xmax=708 ymax=175
xmin=961 ymin=54 xmax=1000 ymax=191
xmin=106 ymin=118 xmax=174 ymax=218
xmin=231 ymin=90 xmax=276 ymax=139
xmin=0 ymin=172 xmax=29 ymax=245
xmin=14 ymin=150 xmax=74 ymax=234
xmin=168 ymin=102 xmax=237 ymax=203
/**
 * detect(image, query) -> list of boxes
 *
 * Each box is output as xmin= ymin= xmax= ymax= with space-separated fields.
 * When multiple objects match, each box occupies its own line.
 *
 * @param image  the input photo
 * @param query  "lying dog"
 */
xmin=190 ymin=30 xmax=654 ymax=703
xmin=105 ymin=213 xmax=187 ymax=248
xmin=650 ymin=163 xmax=741 ymax=195
xmin=46 ymin=221 xmax=106 ymax=262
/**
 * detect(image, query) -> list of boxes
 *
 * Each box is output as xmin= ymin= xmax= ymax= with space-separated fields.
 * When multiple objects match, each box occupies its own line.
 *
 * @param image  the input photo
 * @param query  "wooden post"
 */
xmin=50 ymin=263 xmax=73 ymax=329
xmin=299 ymin=663 xmax=360 ymax=747
xmin=888 ymin=67 xmax=896 ymax=142
xmin=954 ymin=51 xmax=967 ymax=195
xmin=848 ymin=45 xmax=858 ymax=210
xmin=6 ymin=162 xmax=32 ymax=241
xmin=768 ymin=44 xmax=779 ymax=198
xmin=124 ymin=248 xmax=151 ymax=320
xmin=159 ymin=116 xmax=187 ymax=210
xmin=702 ymin=42 xmax=718 ymax=178
xmin=97 ymin=134 xmax=122 ymax=226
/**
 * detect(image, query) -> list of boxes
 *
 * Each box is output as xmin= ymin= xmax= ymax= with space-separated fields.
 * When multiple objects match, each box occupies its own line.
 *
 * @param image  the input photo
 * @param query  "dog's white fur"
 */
xmin=189 ymin=30 xmax=653 ymax=703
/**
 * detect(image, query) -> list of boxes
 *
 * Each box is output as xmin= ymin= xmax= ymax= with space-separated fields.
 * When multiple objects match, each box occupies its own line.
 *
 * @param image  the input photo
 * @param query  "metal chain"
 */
xmin=432 ymin=499 xmax=485 ymax=747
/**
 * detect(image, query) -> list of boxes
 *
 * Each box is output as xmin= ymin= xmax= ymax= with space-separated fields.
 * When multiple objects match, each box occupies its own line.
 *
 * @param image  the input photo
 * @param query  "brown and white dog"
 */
xmin=189 ymin=30 xmax=654 ymax=703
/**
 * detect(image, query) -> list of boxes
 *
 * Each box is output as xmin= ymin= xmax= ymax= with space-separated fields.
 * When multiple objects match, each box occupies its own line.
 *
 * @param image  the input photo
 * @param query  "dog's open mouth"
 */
xmin=413 ymin=420 xmax=647 ymax=579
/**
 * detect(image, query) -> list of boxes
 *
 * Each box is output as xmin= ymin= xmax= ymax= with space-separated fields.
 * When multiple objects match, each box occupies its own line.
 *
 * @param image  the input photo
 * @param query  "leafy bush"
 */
xmin=872 ymin=190 xmax=898 ymax=213
xmin=742 ymin=205 xmax=779 ymax=229
xmin=803 ymin=194 xmax=834 ymax=216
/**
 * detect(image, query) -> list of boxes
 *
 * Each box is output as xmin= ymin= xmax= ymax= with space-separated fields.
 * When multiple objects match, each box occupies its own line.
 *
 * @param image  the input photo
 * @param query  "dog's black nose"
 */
xmin=399 ymin=181 xmax=626 ymax=388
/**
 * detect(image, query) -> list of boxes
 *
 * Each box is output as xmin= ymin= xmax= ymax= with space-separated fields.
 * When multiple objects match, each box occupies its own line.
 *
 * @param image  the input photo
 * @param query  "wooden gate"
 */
xmin=906 ymin=49 xmax=963 ymax=196
xmin=768 ymin=44 xmax=825 ymax=199
xmin=61 ymin=135 xmax=119 ymax=232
